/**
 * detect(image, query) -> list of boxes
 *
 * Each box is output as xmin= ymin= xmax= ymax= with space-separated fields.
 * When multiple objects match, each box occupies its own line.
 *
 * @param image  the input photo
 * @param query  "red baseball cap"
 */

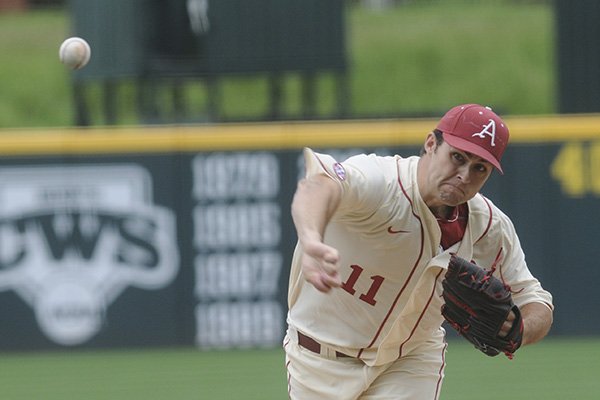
xmin=436 ymin=104 xmax=509 ymax=174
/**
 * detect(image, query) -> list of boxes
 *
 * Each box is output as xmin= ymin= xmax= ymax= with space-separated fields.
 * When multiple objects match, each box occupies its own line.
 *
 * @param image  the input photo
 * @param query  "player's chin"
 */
xmin=440 ymin=186 xmax=477 ymax=206
xmin=439 ymin=191 xmax=466 ymax=207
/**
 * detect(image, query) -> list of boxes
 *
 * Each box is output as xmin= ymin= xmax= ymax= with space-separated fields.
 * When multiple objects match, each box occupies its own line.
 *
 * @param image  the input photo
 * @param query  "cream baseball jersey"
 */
xmin=287 ymin=148 xmax=553 ymax=366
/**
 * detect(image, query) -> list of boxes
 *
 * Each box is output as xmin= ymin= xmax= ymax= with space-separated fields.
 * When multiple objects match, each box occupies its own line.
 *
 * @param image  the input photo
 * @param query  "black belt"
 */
xmin=297 ymin=331 xmax=351 ymax=358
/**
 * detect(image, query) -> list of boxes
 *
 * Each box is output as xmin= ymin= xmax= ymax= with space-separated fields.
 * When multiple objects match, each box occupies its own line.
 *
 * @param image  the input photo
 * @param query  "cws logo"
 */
xmin=0 ymin=165 xmax=179 ymax=346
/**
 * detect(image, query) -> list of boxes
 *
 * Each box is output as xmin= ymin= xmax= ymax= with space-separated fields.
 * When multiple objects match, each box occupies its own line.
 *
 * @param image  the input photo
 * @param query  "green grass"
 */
xmin=0 ymin=337 xmax=598 ymax=400
xmin=442 ymin=337 xmax=600 ymax=400
xmin=0 ymin=9 xmax=71 ymax=128
xmin=349 ymin=3 xmax=555 ymax=117
xmin=0 ymin=3 xmax=554 ymax=128
xmin=0 ymin=347 xmax=286 ymax=400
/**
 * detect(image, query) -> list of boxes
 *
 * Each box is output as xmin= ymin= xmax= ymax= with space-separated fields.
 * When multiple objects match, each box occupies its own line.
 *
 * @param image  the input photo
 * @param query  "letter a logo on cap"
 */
xmin=436 ymin=104 xmax=509 ymax=173
xmin=472 ymin=119 xmax=496 ymax=146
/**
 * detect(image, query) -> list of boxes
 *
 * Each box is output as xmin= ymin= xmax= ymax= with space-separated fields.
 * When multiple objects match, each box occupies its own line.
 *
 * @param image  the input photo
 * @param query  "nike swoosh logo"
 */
xmin=387 ymin=226 xmax=410 ymax=234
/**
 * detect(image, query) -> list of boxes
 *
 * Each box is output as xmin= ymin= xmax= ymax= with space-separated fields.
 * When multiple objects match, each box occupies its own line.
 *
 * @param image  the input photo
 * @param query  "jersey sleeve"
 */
xmin=302 ymin=147 xmax=387 ymax=217
xmin=497 ymin=212 xmax=554 ymax=311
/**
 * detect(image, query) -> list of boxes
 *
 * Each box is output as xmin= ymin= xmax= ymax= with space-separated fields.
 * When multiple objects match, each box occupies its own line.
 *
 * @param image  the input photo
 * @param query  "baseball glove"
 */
xmin=441 ymin=254 xmax=523 ymax=359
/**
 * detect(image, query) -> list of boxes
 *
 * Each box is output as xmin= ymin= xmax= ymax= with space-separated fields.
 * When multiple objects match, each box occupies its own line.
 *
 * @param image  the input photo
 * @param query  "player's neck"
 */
xmin=430 ymin=205 xmax=457 ymax=221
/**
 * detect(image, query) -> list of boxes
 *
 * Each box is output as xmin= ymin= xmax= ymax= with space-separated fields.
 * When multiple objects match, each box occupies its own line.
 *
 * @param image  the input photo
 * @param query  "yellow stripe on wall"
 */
xmin=1 ymin=113 xmax=600 ymax=155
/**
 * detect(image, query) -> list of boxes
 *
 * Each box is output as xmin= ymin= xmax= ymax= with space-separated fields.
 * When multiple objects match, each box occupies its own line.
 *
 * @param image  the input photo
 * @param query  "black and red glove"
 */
xmin=441 ymin=255 xmax=523 ymax=359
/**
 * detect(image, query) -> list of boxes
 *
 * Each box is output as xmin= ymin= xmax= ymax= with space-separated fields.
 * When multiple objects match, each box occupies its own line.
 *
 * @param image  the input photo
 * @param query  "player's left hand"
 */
xmin=499 ymin=310 xmax=517 ymax=338
xmin=441 ymin=255 xmax=524 ymax=358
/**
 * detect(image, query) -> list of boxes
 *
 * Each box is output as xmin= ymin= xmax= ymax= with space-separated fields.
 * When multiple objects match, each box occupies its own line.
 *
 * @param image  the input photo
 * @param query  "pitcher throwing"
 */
xmin=284 ymin=104 xmax=553 ymax=399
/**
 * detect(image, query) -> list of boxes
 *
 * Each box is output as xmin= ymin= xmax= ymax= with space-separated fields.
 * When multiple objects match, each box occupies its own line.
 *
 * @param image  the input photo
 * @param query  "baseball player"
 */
xmin=283 ymin=104 xmax=554 ymax=399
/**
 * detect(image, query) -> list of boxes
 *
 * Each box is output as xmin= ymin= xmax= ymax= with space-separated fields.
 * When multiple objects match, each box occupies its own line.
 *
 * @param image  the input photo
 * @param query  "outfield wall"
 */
xmin=0 ymin=115 xmax=598 ymax=350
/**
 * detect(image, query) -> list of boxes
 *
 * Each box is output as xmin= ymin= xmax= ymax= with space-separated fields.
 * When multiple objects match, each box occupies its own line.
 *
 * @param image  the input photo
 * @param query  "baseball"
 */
xmin=59 ymin=37 xmax=91 ymax=70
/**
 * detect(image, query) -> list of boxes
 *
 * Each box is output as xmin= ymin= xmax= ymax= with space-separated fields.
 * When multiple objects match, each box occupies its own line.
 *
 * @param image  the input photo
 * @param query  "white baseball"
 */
xmin=59 ymin=37 xmax=91 ymax=70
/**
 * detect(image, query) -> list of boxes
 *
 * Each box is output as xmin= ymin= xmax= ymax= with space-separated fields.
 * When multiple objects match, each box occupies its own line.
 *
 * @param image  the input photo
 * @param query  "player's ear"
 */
xmin=423 ymin=132 xmax=437 ymax=155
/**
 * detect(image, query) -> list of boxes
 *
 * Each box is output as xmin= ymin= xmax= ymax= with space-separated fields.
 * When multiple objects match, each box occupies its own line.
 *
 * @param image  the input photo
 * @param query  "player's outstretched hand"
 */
xmin=301 ymin=240 xmax=342 ymax=292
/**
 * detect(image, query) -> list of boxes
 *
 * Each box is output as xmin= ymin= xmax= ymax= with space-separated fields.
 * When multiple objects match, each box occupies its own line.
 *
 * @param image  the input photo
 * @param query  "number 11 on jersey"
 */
xmin=342 ymin=264 xmax=384 ymax=306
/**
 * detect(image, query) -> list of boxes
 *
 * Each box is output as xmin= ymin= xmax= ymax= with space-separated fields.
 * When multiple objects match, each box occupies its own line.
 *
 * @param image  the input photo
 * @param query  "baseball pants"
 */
xmin=283 ymin=329 xmax=447 ymax=400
